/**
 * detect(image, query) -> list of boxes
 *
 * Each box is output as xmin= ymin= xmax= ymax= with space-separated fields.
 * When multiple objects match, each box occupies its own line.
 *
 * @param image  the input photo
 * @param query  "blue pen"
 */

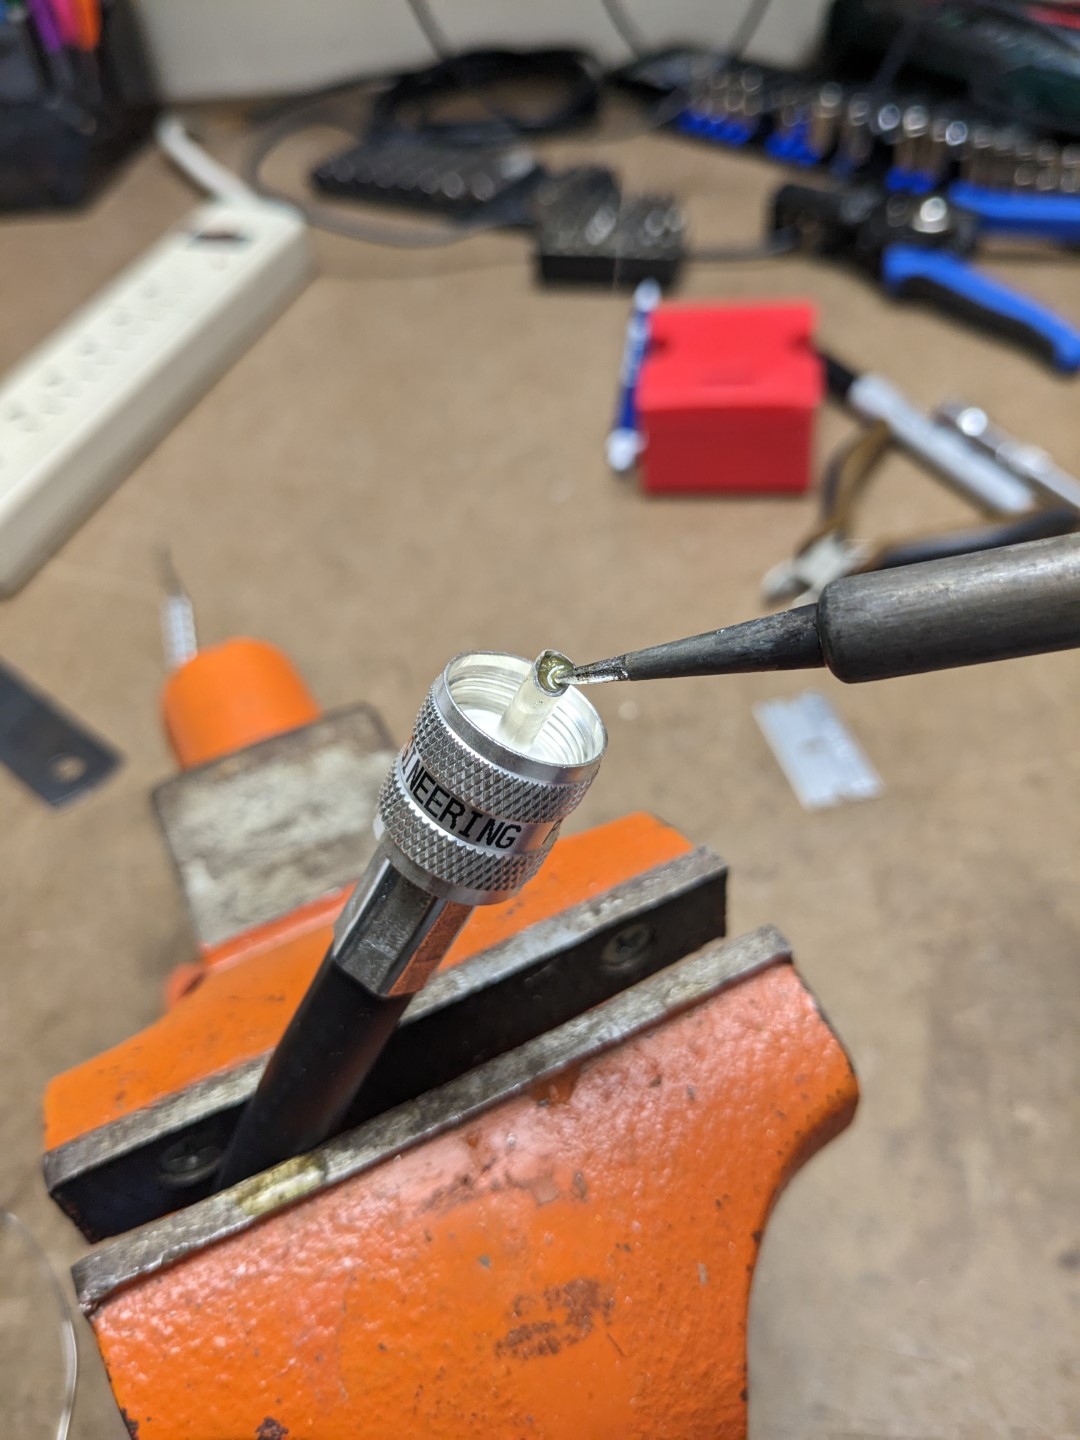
xmin=606 ymin=278 xmax=661 ymax=473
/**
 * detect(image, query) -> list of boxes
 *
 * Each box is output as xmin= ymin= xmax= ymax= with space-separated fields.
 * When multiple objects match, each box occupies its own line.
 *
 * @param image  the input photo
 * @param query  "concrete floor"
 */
xmin=1 ymin=103 xmax=1078 ymax=1437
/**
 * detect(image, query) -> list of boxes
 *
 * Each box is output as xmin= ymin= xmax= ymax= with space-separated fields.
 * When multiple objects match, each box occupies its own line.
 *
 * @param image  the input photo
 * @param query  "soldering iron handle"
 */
xmin=816 ymin=534 xmax=1080 ymax=684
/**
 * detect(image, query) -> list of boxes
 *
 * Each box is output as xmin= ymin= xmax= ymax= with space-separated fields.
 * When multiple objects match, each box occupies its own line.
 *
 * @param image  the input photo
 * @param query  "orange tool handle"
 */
xmin=161 ymin=638 xmax=321 ymax=770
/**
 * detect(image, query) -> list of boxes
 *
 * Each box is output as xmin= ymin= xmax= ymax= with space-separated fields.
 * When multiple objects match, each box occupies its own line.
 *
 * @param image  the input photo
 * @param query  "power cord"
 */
xmin=690 ymin=227 xmax=798 ymax=263
xmin=369 ymin=48 xmax=602 ymax=144
xmin=156 ymin=114 xmax=260 ymax=205
xmin=723 ymin=0 xmax=778 ymax=66
xmin=404 ymin=0 xmax=452 ymax=58
xmin=600 ymin=0 xmax=649 ymax=58
xmin=595 ymin=0 xmax=779 ymax=140
xmin=406 ymin=0 xmax=779 ymax=143
xmin=0 ymin=1209 xmax=78 ymax=1440
xmin=160 ymin=106 xmax=491 ymax=248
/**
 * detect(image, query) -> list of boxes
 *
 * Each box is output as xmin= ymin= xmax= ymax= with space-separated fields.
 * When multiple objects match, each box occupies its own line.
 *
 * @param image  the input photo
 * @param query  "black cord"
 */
xmin=866 ymin=4 xmax=927 ymax=103
xmin=818 ymin=350 xmax=858 ymax=400
xmin=877 ymin=507 xmax=1079 ymax=568
xmin=404 ymin=0 xmax=452 ymax=59
xmin=691 ymin=227 xmax=799 ymax=263
xmin=600 ymin=0 xmax=648 ymax=58
xmin=370 ymin=48 xmax=602 ymax=145
xmin=612 ymin=0 xmax=779 ymax=137
xmin=724 ymin=0 xmax=777 ymax=65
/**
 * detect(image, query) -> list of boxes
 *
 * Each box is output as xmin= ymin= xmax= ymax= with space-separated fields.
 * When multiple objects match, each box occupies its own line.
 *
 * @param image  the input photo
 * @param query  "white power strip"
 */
xmin=0 ymin=200 xmax=312 ymax=595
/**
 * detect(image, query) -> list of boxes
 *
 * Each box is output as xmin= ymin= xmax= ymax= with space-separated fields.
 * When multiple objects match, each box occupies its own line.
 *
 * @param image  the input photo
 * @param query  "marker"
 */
xmin=73 ymin=0 xmax=99 ymax=47
xmin=47 ymin=0 xmax=79 ymax=45
xmin=27 ymin=0 xmax=62 ymax=51
xmin=606 ymin=278 xmax=661 ymax=474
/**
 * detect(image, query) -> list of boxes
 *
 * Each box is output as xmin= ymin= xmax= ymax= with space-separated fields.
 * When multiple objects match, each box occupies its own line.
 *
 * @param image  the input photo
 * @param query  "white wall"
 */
xmin=134 ymin=0 xmax=829 ymax=102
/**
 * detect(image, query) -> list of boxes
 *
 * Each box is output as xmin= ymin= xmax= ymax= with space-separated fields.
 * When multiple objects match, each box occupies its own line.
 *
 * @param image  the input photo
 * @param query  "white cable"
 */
xmin=1 ymin=1210 xmax=78 ymax=1440
xmin=156 ymin=113 xmax=259 ymax=205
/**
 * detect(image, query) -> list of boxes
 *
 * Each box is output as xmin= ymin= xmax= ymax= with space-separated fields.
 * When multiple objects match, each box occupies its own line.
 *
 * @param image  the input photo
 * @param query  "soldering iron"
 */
xmin=547 ymin=535 xmax=1080 ymax=690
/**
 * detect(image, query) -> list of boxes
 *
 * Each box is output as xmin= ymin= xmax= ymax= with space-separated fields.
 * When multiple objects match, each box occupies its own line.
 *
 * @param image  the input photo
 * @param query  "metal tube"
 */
xmin=933 ymin=401 xmax=1080 ymax=514
xmin=846 ymin=374 xmax=1038 ymax=516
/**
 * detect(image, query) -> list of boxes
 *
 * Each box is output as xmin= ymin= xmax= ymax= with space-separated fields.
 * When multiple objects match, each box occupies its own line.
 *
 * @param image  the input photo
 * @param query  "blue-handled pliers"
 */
xmin=772 ymin=181 xmax=1080 ymax=374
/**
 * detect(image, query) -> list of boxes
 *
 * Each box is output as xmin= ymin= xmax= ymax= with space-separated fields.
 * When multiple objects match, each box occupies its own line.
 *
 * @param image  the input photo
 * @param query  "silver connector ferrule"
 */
xmin=376 ymin=651 xmax=606 ymax=905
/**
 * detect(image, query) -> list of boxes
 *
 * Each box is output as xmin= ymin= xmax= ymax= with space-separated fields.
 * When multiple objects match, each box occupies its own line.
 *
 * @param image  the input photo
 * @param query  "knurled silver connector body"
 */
xmin=377 ymin=652 xmax=607 ymax=906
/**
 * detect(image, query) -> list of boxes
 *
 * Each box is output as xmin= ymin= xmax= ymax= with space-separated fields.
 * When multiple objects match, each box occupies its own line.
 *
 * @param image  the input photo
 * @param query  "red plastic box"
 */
xmin=636 ymin=301 xmax=821 ymax=495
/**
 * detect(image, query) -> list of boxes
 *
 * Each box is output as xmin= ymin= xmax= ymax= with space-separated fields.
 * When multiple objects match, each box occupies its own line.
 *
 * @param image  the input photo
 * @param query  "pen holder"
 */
xmin=0 ymin=0 xmax=157 ymax=211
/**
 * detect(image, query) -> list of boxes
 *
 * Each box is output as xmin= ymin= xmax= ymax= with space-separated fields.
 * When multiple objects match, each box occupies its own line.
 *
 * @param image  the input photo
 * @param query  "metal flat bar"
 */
xmin=47 ymin=846 xmax=727 ymax=1241
xmin=754 ymin=691 xmax=883 ymax=810
xmin=73 ymin=924 xmax=789 ymax=1314
xmin=0 ymin=661 xmax=120 ymax=806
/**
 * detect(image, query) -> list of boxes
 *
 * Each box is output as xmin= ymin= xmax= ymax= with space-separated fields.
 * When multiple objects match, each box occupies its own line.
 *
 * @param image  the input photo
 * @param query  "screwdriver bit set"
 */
xmin=531 ymin=167 xmax=685 ymax=288
xmin=312 ymin=135 xmax=543 ymax=221
xmin=665 ymin=61 xmax=1080 ymax=196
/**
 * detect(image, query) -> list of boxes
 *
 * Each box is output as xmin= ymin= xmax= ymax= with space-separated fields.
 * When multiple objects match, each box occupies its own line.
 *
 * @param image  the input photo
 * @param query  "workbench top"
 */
xmin=2 ymin=103 xmax=1078 ymax=1437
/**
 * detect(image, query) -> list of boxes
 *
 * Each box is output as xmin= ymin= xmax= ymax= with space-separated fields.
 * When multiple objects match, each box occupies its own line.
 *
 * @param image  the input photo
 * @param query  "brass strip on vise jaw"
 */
xmin=74 ymin=923 xmax=789 ymax=1316
xmin=47 ymin=846 xmax=728 ymax=1242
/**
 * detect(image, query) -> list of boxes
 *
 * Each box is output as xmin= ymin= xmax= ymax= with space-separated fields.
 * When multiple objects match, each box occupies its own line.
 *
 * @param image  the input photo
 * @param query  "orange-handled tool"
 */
xmin=157 ymin=557 xmax=320 ymax=769
xmin=162 ymin=639 xmax=321 ymax=769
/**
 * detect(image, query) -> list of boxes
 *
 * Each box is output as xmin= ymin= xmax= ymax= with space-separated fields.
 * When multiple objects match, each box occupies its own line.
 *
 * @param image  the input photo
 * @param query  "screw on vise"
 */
xmin=216 ymin=650 xmax=606 ymax=1189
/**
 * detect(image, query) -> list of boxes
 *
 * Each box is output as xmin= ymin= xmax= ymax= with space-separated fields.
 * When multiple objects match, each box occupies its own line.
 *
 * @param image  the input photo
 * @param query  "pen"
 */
xmin=606 ymin=278 xmax=661 ymax=474
xmin=27 ymin=0 xmax=62 ymax=52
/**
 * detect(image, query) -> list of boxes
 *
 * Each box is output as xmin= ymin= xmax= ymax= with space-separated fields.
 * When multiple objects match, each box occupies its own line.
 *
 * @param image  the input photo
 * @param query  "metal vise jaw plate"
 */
xmin=153 ymin=704 xmax=395 ymax=949
xmin=46 ymin=846 xmax=728 ymax=1241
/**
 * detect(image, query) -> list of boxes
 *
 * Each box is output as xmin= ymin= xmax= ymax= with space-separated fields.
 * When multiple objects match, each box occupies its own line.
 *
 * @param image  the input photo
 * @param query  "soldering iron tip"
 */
xmin=559 ymin=658 xmax=629 ymax=688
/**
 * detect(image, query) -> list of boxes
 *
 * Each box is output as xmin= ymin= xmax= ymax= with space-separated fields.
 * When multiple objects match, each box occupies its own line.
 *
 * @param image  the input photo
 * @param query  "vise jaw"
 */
xmin=44 ymin=814 xmax=856 ymax=1439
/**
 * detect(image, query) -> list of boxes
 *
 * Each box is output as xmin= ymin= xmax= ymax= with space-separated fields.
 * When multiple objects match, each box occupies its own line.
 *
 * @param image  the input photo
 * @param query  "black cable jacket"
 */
xmin=876 ymin=508 xmax=1079 ymax=569
xmin=691 ymin=227 xmax=799 ymax=263
xmin=818 ymin=350 xmax=859 ymax=400
xmin=404 ymin=0 xmax=452 ymax=58
xmin=723 ymin=0 xmax=777 ymax=66
xmin=216 ymin=953 xmax=411 ymax=1188
xmin=600 ymin=0 xmax=648 ymax=57
xmin=865 ymin=4 xmax=927 ymax=104
xmin=370 ymin=47 xmax=602 ymax=145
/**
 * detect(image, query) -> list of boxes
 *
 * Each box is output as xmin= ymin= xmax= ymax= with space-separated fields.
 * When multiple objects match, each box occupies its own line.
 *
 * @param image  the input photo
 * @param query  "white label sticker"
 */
xmin=753 ymin=691 xmax=883 ymax=811
xmin=398 ymin=741 xmax=538 ymax=851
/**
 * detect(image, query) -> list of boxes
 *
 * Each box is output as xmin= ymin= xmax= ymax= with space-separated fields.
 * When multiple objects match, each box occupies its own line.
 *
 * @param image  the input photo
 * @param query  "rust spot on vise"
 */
xmin=256 ymin=1420 xmax=290 ymax=1440
xmin=495 ymin=1278 xmax=615 ymax=1361
xmin=119 ymin=1411 xmax=139 ymax=1439
xmin=529 ymin=1063 xmax=582 ymax=1108
xmin=419 ymin=1171 xmax=475 ymax=1216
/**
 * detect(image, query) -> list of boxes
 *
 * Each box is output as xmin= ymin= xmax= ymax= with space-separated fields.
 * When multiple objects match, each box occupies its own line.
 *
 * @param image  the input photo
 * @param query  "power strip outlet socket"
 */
xmin=0 ymin=200 xmax=312 ymax=596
